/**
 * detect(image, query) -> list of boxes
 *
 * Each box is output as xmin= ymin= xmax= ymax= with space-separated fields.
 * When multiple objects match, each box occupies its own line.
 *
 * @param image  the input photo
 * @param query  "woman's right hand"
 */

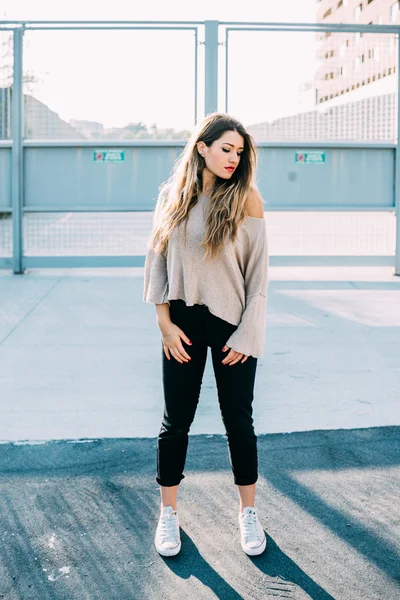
xmin=159 ymin=321 xmax=192 ymax=364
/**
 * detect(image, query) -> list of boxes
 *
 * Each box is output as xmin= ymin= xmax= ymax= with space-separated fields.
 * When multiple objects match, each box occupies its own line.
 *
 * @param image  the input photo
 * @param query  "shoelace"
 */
xmin=241 ymin=510 xmax=260 ymax=542
xmin=159 ymin=512 xmax=179 ymax=542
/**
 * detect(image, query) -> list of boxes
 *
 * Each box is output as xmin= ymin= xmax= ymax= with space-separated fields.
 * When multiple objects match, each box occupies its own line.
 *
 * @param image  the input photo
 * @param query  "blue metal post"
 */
xmin=225 ymin=29 xmax=229 ymax=113
xmin=204 ymin=20 xmax=219 ymax=115
xmin=194 ymin=28 xmax=198 ymax=125
xmin=395 ymin=32 xmax=400 ymax=275
xmin=11 ymin=27 xmax=24 ymax=274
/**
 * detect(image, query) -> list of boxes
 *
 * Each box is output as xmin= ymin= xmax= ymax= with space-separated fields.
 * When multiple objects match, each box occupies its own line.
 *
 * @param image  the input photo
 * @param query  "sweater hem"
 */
xmin=167 ymin=296 xmax=241 ymax=327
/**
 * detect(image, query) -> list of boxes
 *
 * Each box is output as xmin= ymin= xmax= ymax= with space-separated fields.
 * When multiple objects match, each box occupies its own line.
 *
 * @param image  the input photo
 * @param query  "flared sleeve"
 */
xmin=143 ymin=192 xmax=170 ymax=305
xmin=225 ymin=217 xmax=269 ymax=358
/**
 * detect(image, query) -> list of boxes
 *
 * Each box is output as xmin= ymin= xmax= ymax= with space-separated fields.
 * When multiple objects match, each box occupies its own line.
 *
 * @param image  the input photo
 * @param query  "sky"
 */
xmin=0 ymin=0 xmax=318 ymax=131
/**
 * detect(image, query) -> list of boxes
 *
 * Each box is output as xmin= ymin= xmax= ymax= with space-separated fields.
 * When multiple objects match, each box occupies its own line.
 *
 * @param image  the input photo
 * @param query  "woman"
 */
xmin=143 ymin=112 xmax=269 ymax=557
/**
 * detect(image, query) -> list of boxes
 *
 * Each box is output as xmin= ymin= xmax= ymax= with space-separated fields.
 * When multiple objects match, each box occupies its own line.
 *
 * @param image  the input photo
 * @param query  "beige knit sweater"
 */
xmin=143 ymin=193 xmax=269 ymax=358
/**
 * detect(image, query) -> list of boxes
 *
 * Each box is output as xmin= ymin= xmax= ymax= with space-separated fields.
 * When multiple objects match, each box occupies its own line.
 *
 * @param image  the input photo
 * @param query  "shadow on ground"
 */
xmin=0 ymin=426 xmax=399 ymax=599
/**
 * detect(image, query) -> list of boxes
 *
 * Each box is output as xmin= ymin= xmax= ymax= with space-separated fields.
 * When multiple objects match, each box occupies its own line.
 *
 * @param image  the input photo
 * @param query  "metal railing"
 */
xmin=0 ymin=20 xmax=399 ymax=274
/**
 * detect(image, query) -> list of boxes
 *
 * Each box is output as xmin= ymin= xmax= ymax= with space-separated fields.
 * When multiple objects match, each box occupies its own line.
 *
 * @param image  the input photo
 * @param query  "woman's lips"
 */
xmin=225 ymin=167 xmax=235 ymax=172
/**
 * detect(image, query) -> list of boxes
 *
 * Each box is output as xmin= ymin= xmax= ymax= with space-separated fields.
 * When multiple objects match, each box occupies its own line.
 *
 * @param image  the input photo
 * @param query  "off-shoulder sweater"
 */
xmin=143 ymin=193 xmax=269 ymax=358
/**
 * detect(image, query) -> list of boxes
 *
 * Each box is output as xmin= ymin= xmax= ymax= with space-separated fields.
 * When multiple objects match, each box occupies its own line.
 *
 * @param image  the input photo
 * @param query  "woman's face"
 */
xmin=197 ymin=130 xmax=244 ymax=180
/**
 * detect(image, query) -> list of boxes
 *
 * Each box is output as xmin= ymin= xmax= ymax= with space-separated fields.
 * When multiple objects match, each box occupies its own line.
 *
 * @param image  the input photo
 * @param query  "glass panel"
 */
xmin=0 ymin=29 xmax=12 ymax=140
xmin=23 ymin=210 xmax=395 ymax=257
xmin=0 ymin=210 xmax=12 ymax=257
xmin=226 ymin=30 xmax=398 ymax=142
xmin=24 ymin=211 xmax=152 ymax=256
xmin=23 ymin=28 xmax=198 ymax=140
xmin=266 ymin=211 xmax=395 ymax=256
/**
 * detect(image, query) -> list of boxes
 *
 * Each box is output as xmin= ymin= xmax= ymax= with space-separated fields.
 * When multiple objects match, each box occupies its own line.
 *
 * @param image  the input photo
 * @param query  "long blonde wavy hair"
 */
xmin=148 ymin=112 xmax=259 ymax=262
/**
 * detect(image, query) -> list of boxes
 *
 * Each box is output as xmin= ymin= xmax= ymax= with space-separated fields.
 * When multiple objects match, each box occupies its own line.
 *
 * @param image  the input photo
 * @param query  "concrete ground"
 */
xmin=0 ymin=265 xmax=399 ymax=599
xmin=0 ymin=428 xmax=399 ymax=600
xmin=0 ymin=266 xmax=399 ymax=440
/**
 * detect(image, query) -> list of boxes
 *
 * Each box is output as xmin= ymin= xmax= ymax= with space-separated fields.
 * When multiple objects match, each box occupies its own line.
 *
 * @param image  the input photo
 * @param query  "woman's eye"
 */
xmin=223 ymin=148 xmax=242 ymax=156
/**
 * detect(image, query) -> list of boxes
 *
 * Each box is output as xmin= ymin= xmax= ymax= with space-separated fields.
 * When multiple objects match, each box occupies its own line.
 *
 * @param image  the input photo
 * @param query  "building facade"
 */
xmin=316 ymin=0 xmax=398 ymax=103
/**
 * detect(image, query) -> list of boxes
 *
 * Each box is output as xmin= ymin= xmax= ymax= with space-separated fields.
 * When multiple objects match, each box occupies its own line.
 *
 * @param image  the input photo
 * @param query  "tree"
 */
xmin=124 ymin=121 xmax=148 ymax=135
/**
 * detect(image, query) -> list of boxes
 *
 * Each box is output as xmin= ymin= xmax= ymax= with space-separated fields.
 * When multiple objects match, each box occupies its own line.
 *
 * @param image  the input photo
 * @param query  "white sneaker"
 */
xmin=155 ymin=505 xmax=181 ymax=557
xmin=238 ymin=506 xmax=267 ymax=556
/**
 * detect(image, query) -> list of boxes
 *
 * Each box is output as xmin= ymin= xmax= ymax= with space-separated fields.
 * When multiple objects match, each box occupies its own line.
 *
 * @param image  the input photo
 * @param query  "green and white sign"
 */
xmin=295 ymin=151 xmax=326 ymax=164
xmin=94 ymin=149 xmax=125 ymax=162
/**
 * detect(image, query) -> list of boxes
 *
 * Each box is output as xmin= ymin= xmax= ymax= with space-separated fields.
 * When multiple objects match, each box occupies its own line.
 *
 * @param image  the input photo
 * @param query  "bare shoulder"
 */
xmin=245 ymin=187 xmax=265 ymax=218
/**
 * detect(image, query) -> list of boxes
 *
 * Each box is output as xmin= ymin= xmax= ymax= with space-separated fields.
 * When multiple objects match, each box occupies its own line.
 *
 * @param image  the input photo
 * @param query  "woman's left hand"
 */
xmin=221 ymin=345 xmax=249 ymax=365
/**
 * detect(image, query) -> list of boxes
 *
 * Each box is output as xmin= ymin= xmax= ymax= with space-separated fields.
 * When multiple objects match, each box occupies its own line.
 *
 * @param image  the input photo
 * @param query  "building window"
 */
xmin=367 ymin=0 xmax=374 ymax=4
xmin=354 ymin=3 xmax=363 ymax=21
xmin=323 ymin=8 xmax=332 ymax=19
xmin=338 ymin=0 xmax=343 ymax=7
xmin=355 ymin=32 xmax=363 ymax=43
xmin=390 ymin=1 xmax=399 ymax=22
xmin=361 ymin=53 xmax=365 ymax=63
xmin=368 ymin=46 xmax=379 ymax=60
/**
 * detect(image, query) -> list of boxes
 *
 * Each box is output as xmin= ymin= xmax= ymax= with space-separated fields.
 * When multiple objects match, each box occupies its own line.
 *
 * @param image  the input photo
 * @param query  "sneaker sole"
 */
xmin=155 ymin=539 xmax=181 ymax=557
xmin=241 ymin=534 xmax=267 ymax=556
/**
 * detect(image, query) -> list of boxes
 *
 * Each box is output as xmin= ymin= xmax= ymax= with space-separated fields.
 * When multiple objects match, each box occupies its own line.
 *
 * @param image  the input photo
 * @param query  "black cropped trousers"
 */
xmin=156 ymin=299 xmax=258 ymax=487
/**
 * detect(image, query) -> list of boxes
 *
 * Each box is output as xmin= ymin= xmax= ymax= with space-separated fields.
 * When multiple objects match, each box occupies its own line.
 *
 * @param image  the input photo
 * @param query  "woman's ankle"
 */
xmin=161 ymin=501 xmax=177 ymax=511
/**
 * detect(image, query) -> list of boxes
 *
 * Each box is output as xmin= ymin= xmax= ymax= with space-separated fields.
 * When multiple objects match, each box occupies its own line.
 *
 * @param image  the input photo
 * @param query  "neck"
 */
xmin=201 ymin=168 xmax=215 ymax=197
